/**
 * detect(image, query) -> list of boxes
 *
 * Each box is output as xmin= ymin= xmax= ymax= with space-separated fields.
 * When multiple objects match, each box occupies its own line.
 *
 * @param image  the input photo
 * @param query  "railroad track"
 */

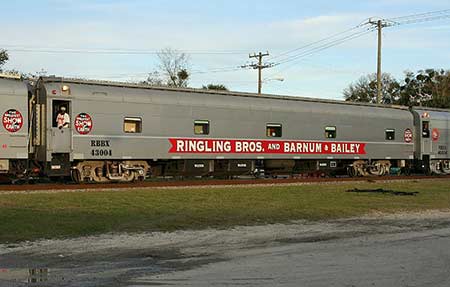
xmin=0 ymin=175 xmax=449 ymax=193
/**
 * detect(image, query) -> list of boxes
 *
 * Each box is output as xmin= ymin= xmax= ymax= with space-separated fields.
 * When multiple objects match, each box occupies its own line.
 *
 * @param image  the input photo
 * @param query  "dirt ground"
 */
xmin=1 ymin=210 xmax=450 ymax=286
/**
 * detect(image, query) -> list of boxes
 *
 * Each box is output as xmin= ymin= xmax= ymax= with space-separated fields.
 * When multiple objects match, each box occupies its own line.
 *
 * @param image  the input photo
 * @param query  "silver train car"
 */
xmin=0 ymin=75 xmax=449 ymax=182
xmin=0 ymin=76 xmax=29 ymax=176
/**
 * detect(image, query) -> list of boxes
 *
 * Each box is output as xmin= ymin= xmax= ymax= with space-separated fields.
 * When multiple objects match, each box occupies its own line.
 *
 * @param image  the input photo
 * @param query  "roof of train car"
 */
xmin=0 ymin=73 xmax=22 ymax=80
xmin=413 ymin=108 xmax=450 ymax=120
xmin=38 ymin=76 xmax=413 ymax=111
xmin=0 ymin=75 xmax=30 ymax=95
xmin=9 ymin=75 xmax=447 ymax=114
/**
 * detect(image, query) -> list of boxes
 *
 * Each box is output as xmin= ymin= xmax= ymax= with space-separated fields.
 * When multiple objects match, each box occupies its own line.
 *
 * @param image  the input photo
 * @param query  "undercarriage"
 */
xmin=71 ymin=160 xmax=149 ymax=183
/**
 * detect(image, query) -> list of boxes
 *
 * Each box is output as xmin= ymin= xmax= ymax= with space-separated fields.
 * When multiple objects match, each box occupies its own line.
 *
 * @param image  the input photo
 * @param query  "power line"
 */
xmin=273 ymin=29 xmax=375 ymax=66
xmin=1 ymin=46 xmax=250 ymax=55
xmin=387 ymin=8 xmax=450 ymax=24
xmin=361 ymin=9 xmax=450 ymax=103
xmin=268 ymin=24 xmax=367 ymax=62
xmin=191 ymin=66 xmax=245 ymax=74
xmin=264 ymin=29 xmax=375 ymax=80
xmin=265 ymin=9 xmax=450 ymax=77
xmin=4 ymin=9 xmax=449 ymax=81
xmin=268 ymin=9 xmax=450 ymax=66
xmin=266 ymin=8 xmax=450 ymax=88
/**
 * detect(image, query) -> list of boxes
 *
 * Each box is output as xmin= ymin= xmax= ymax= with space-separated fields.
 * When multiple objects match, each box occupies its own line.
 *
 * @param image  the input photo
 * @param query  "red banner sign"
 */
xmin=169 ymin=138 xmax=366 ymax=155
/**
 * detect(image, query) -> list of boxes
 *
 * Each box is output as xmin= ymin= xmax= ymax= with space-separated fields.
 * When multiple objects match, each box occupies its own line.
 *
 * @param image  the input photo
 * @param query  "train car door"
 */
xmin=421 ymin=120 xmax=432 ymax=155
xmin=50 ymin=99 xmax=72 ymax=153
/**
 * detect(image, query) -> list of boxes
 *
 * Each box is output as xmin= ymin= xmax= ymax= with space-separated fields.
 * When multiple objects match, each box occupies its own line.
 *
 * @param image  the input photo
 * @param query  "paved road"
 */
xmin=131 ymin=228 xmax=450 ymax=287
xmin=2 ymin=213 xmax=450 ymax=287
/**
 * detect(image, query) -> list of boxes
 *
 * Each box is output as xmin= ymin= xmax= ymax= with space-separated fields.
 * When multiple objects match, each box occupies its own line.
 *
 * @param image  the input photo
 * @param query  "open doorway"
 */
xmin=52 ymin=100 xmax=71 ymax=128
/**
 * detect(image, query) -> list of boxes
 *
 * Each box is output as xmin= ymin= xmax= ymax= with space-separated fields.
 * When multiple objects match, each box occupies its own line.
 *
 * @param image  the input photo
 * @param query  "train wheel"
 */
xmin=347 ymin=166 xmax=357 ymax=177
xmin=135 ymin=172 xmax=145 ymax=182
xmin=71 ymin=169 xmax=82 ymax=183
xmin=369 ymin=160 xmax=391 ymax=176
xmin=122 ymin=170 xmax=135 ymax=182
xmin=442 ymin=160 xmax=450 ymax=175
xmin=351 ymin=160 xmax=368 ymax=177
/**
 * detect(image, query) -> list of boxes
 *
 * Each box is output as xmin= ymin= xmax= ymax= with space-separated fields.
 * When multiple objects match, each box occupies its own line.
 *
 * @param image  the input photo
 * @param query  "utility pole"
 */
xmin=248 ymin=52 xmax=271 ymax=95
xmin=368 ymin=19 xmax=389 ymax=104
xmin=376 ymin=20 xmax=382 ymax=105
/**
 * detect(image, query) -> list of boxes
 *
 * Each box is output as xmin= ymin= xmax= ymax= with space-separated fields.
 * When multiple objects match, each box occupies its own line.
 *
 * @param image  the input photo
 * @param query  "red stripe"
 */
xmin=169 ymin=138 xmax=366 ymax=155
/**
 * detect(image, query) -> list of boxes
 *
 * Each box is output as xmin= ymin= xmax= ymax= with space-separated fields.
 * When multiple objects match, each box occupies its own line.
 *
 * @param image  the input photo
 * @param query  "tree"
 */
xmin=0 ymin=49 xmax=9 ymax=71
xmin=143 ymin=48 xmax=190 ymax=88
xmin=344 ymin=69 xmax=450 ymax=108
xmin=398 ymin=69 xmax=450 ymax=108
xmin=343 ymin=73 xmax=400 ymax=104
xmin=202 ymin=84 xmax=228 ymax=91
xmin=141 ymin=71 xmax=163 ymax=86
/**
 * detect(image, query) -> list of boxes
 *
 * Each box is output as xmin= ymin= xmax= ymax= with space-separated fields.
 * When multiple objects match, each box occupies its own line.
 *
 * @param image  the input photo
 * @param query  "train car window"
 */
xmin=266 ymin=124 xmax=282 ymax=137
xmin=385 ymin=129 xmax=395 ymax=140
xmin=124 ymin=117 xmax=142 ymax=133
xmin=52 ymin=100 xmax=70 ymax=128
xmin=422 ymin=121 xmax=430 ymax=138
xmin=194 ymin=120 xmax=210 ymax=135
xmin=325 ymin=126 xmax=336 ymax=139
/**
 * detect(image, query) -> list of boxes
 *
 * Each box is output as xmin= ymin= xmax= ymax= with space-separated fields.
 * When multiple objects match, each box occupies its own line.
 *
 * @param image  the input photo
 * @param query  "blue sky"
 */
xmin=1 ymin=0 xmax=449 ymax=99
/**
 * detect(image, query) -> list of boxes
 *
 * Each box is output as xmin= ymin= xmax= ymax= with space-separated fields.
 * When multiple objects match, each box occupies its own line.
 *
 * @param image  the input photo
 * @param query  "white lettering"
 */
xmin=256 ymin=142 xmax=263 ymax=152
xmin=284 ymin=143 xmax=290 ymax=152
xmin=196 ymin=141 xmax=205 ymax=152
xmin=331 ymin=144 xmax=336 ymax=153
xmin=316 ymin=143 xmax=322 ymax=153
xmin=177 ymin=140 xmax=184 ymax=152
xmin=235 ymin=141 xmax=242 ymax=152
xmin=205 ymin=141 xmax=212 ymax=152
xmin=269 ymin=143 xmax=280 ymax=151
xmin=188 ymin=140 xmax=196 ymax=152
xmin=354 ymin=144 xmax=360 ymax=153
xmin=224 ymin=141 xmax=232 ymax=152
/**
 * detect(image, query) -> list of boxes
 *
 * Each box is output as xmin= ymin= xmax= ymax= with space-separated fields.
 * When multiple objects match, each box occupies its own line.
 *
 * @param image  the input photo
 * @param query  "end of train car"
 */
xmin=0 ymin=75 xmax=31 ymax=180
xmin=411 ymin=108 xmax=450 ymax=174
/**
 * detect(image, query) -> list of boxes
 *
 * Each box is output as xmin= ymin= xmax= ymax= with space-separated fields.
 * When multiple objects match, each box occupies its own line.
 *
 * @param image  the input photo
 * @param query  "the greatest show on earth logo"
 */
xmin=74 ymin=113 xmax=93 ymax=135
xmin=404 ymin=128 xmax=413 ymax=143
xmin=2 ymin=109 xmax=23 ymax=133
xmin=432 ymin=128 xmax=440 ymax=142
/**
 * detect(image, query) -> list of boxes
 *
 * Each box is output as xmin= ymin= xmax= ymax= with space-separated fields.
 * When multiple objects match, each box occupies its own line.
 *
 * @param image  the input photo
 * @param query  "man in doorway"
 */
xmin=56 ymin=106 xmax=70 ymax=129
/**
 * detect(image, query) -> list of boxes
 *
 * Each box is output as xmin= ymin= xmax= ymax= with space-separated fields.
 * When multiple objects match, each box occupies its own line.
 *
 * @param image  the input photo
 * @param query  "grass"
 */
xmin=0 ymin=179 xmax=449 ymax=243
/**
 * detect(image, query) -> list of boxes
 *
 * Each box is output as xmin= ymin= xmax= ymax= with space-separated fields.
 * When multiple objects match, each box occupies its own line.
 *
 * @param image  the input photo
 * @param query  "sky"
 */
xmin=1 ymin=0 xmax=449 ymax=100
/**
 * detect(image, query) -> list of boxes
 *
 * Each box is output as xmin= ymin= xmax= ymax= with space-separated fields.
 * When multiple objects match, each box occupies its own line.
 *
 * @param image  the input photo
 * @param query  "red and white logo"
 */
xmin=404 ymin=128 xmax=413 ymax=143
xmin=432 ymin=128 xmax=440 ymax=142
xmin=169 ymin=138 xmax=366 ymax=155
xmin=74 ymin=113 xmax=93 ymax=135
xmin=2 ymin=109 xmax=23 ymax=133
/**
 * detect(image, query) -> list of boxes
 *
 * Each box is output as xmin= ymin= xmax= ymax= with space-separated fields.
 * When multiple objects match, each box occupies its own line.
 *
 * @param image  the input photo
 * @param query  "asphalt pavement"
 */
xmin=130 ymin=228 xmax=450 ymax=286
xmin=2 ymin=212 xmax=450 ymax=287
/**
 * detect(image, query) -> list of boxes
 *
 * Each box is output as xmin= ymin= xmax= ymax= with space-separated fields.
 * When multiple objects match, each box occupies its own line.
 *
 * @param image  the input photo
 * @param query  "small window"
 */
xmin=385 ymin=129 xmax=395 ymax=140
xmin=325 ymin=126 xmax=336 ymax=139
xmin=422 ymin=121 xmax=430 ymax=138
xmin=194 ymin=120 xmax=209 ymax=135
xmin=52 ymin=100 xmax=71 ymax=128
xmin=266 ymin=124 xmax=282 ymax=137
xmin=124 ymin=117 xmax=142 ymax=133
